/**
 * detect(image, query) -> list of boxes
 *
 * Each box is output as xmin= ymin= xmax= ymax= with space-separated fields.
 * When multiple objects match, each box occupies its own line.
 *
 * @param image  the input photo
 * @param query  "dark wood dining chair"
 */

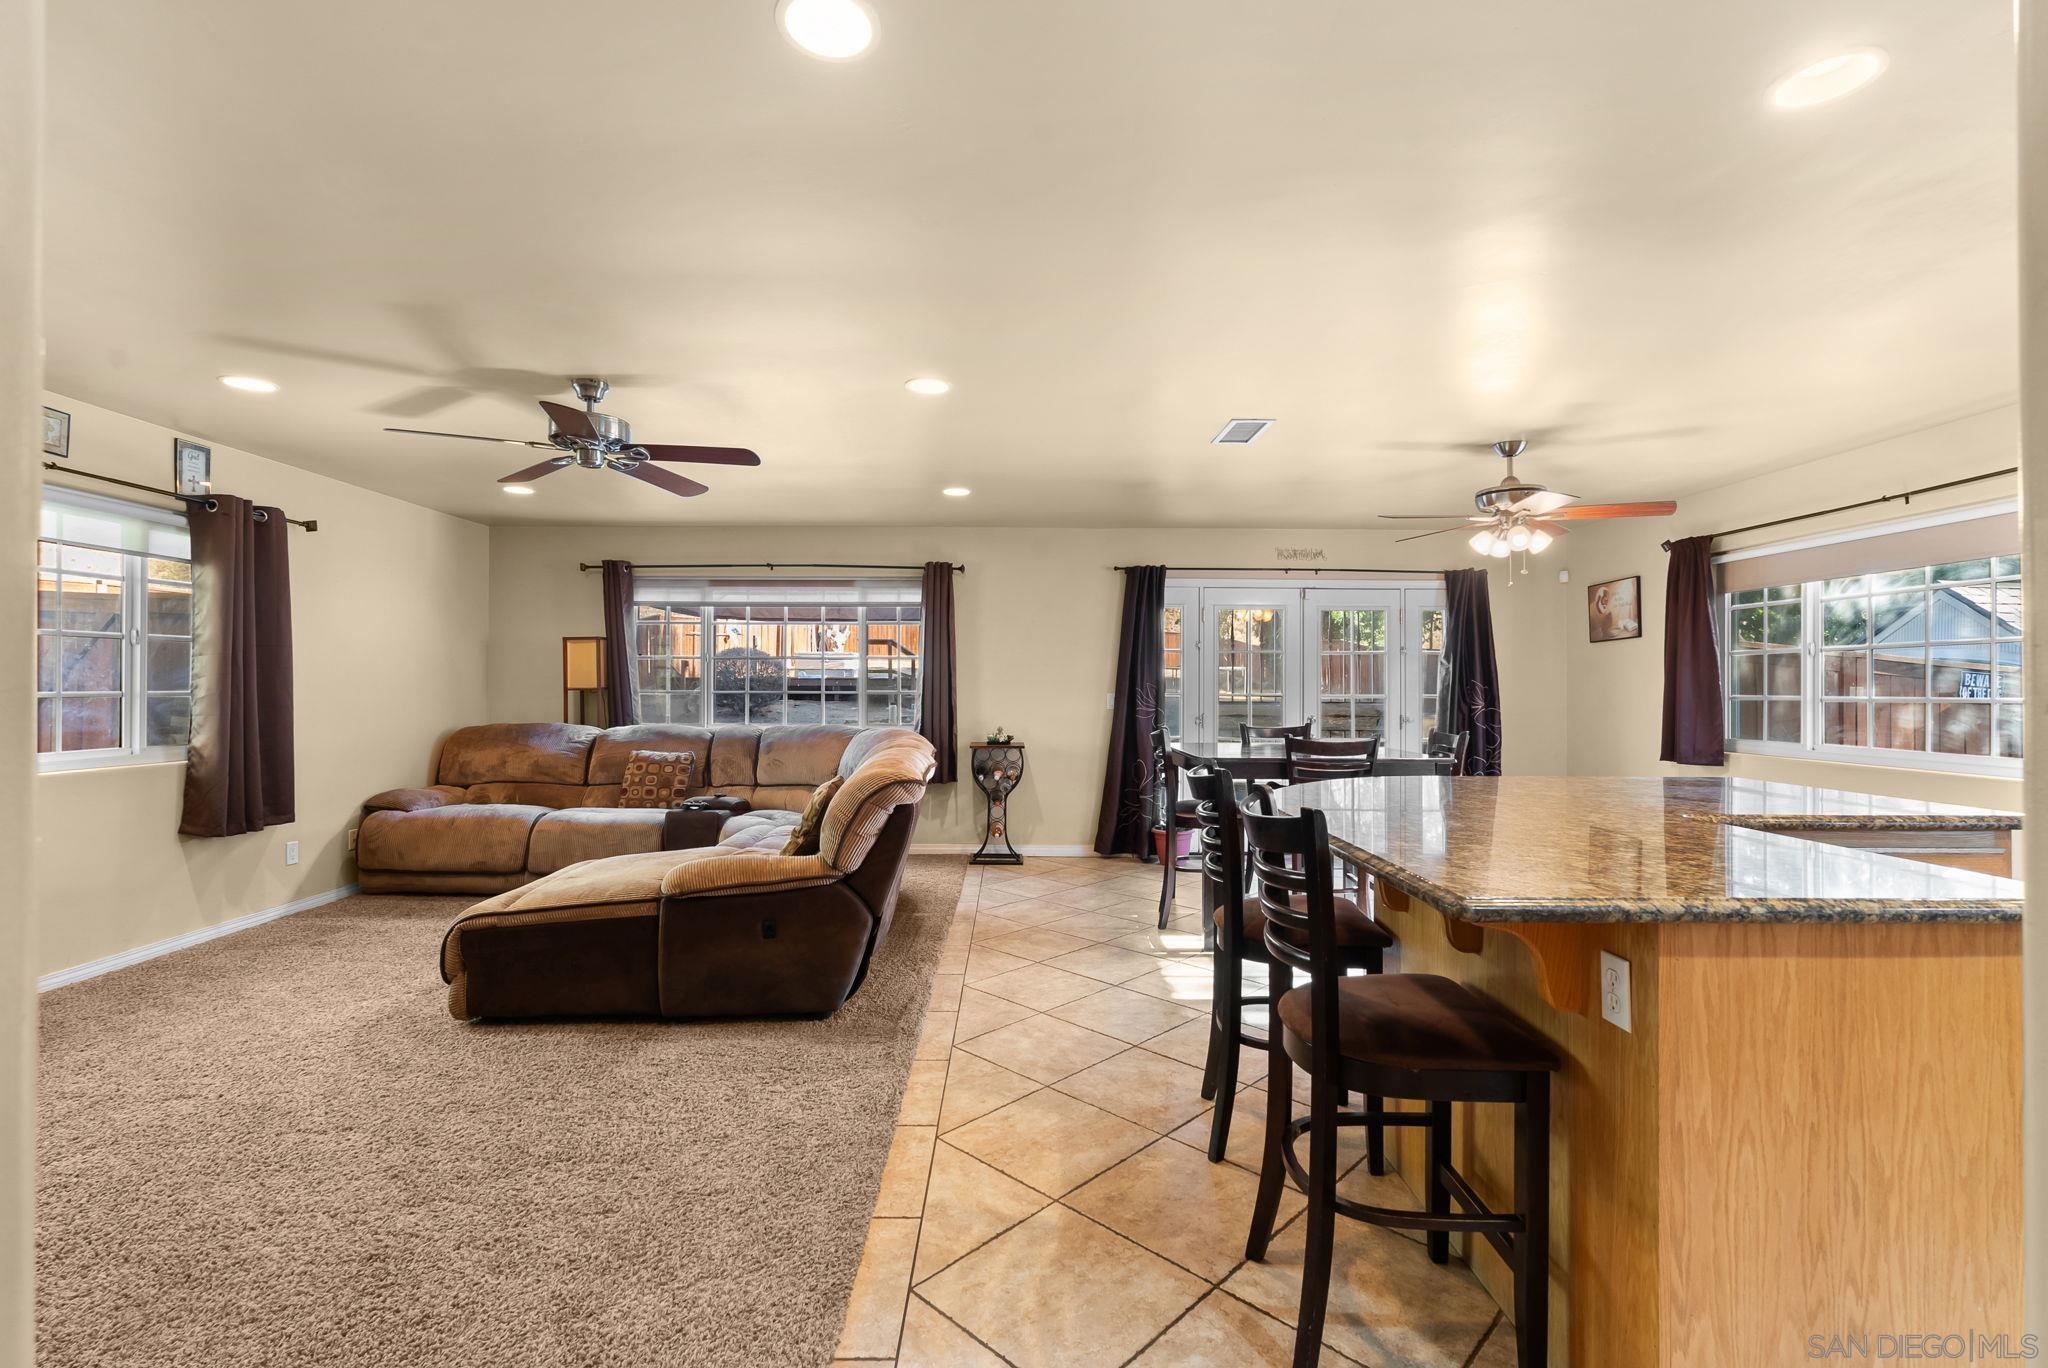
xmin=1240 ymin=720 xmax=1313 ymax=750
xmin=1368 ymin=755 xmax=1457 ymax=777
xmin=1425 ymin=728 xmax=1470 ymax=776
xmin=1193 ymin=767 xmax=1392 ymax=1166
xmin=1240 ymin=802 xmax=1561 ymax=1368
xmin=1150 ymin=726 xmax=1203 ymax=930
xmin=1282 ymin=733 xmax=1381 ymax=783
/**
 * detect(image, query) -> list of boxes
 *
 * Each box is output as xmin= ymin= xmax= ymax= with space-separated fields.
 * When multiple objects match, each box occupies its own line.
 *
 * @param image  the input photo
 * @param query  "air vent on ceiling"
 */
xmin=1211 ymin=418 xmax=1275 ymax=445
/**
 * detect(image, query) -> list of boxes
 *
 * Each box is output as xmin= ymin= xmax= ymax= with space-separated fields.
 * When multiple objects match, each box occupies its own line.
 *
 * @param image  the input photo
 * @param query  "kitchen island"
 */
xmin=1268 ymin=776 xmax=2023 ymax=1368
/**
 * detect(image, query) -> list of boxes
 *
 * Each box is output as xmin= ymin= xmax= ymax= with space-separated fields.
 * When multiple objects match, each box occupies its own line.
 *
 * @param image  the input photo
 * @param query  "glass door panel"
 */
xmin=1305 ymin=589 xmax=1401 ymax=744
xmin=1412 ymin=596 xmax=1447 ymax=744
xmin=1215 ymin=604 xmax=1287 ymax=739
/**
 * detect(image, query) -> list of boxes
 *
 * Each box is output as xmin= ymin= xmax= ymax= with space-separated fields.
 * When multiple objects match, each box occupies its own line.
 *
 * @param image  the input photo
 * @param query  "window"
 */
xmin=632 ymin=578 xmax=922 ymax=727
xmin=1723 ymin=553 xmax=2022 ymax=771
xmin=37 ymin=490 xmax=193 ymax=767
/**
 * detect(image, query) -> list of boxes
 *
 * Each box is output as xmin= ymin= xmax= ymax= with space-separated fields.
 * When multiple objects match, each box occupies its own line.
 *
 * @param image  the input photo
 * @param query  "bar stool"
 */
xmin=1240 ymin=803 xmax=1561 ymax=1368
xmin=1192 ymin=767 xmax=1393 ymax=1167
xmin=1149 ymin=726 xmax=1203 ymax=930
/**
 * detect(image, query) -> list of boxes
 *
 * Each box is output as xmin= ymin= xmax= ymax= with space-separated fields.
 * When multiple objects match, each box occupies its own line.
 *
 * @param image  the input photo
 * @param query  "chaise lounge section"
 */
xmin=357 ymin=721 xmax=881 ymax=894
xmin=437 ymin=729 xmax=937 ymax=1021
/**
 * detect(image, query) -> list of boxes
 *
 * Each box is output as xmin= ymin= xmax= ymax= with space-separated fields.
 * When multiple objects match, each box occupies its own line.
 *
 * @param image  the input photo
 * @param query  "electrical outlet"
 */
xmin=346 ymin=826 xmax=359 ymax=852
xmin=1599 ymin=950 xmax=1632 ymax=1032
xmin=284 ymin=840 xmax=300 ymax=866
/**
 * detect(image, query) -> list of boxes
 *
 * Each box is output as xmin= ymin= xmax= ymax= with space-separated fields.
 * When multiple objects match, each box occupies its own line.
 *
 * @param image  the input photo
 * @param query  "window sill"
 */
xmin=1725 ymin=738 xmax=2021 ymax=780
xmin=37 ymin=748 xmax=189 ymax=775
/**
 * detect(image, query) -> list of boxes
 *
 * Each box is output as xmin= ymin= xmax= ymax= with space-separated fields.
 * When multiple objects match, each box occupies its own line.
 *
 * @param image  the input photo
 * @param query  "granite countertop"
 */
xmin=1268 ymin=776 xmax=2023 ymax=925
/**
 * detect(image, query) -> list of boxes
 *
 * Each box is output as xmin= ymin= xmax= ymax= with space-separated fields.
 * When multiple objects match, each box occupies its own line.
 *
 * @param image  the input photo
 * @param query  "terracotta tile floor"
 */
xmin=833 ymin=856 xmax=1518 ymax=1368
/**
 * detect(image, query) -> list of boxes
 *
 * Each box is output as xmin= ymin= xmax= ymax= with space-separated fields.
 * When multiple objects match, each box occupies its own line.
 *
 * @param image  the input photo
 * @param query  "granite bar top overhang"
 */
xmin=1267 ymin=776 xmax=2023 ymax=925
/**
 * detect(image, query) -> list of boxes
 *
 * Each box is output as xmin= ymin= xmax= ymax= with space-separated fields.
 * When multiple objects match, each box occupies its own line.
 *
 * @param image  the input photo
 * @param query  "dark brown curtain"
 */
xmin=1660 ymin=535 xmax=1726 ymax=766
xmin=601 ymin=559 xmax=639 ymax=726
xmin=1438 ymin=568 xmax=1504 ymax=776
xmin=917 ymin=561 xmax=958 ymax=781
xmin=1093 ymin=565 xmax=1166 ymax=856
xmin=179 ymin=496 xmax=294 ymax=837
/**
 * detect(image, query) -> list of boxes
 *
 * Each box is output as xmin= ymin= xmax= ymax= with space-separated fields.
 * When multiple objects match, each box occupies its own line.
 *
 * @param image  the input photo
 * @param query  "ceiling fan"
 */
xmin=1379 ymin=439 xmax=1676 ymax=563
xmin=383 ymin=377 xmax=760 ymax=499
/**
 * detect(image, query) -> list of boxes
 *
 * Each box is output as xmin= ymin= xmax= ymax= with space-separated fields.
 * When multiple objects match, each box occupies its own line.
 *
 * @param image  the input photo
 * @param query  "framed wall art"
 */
xmin=1588 ymin=575 xmax=1642 ymax=642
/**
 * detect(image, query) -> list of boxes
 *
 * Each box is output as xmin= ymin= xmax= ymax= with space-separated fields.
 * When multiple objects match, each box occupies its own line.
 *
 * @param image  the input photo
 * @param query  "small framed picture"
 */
xmin=1588 ymin=575 xmax=1642 ymax=642
xmin=42 ymin=407 xmax=70 ymax=458
xmin=173 ymin=438 xmax=212 ymax=496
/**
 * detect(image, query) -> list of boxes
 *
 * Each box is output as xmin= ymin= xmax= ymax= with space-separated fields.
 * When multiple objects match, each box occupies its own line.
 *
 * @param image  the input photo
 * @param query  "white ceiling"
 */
xmin=45 ymin=0 xmax=2017 ymax=526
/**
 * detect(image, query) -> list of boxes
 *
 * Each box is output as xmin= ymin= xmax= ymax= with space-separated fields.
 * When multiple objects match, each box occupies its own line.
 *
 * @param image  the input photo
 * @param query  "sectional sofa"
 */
xmin=370 ymin=720 xmax=942 ymax=1019
xmin=357 ymin=721 xmax=883 ymax=894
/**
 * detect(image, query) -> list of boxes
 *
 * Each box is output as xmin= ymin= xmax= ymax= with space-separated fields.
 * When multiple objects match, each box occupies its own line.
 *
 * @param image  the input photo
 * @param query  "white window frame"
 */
xmin=1718 ymin=501 xmax=2023 ymax=779
xmin=37 ymin=489 xmax=194 ymax=773
xmin=1169 ymin=578 xmax=1445 ymax=754
xmin=631 ymin=577 xmax=925 ymax=728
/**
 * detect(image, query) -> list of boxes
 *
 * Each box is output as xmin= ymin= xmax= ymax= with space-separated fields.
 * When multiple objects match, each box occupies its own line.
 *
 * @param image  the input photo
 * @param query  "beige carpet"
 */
xmin=36 ymin=856 xmax=968 ymax=1368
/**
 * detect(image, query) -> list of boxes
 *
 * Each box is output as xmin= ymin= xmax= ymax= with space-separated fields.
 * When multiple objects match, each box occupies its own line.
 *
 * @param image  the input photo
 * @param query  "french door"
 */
xmin=1167 ymin=582 xmax=1445 ymax=754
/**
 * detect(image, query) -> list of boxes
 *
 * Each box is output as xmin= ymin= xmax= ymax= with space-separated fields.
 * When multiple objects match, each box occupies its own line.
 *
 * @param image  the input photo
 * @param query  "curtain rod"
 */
xmin=1111 ymin=565 xmax=1442 ymax=576
xmin=43 ymin=462 xmax=318 ymax=530
xmin=1660 ymin=467 xmax=2015 ymax=553
xmin=579 ymin=561 xmax=963 ymax=573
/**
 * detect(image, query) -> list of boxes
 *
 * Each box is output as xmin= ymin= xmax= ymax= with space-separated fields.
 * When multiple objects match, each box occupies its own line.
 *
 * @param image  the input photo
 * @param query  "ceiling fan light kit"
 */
xmin=1385 ymin=438 xmax=1676 ymax=582
xmin=383 ymin=376 xmax=762 ymax=501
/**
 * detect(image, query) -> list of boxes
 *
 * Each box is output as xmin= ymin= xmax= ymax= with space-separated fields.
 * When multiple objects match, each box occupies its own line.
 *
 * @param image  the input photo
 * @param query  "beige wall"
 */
xmin=487 ymin=525 xmax=1573 ymax=849
xmin=1561 ymin=405 xmax=2023 ymax=811
xmin=34 ymin=395 xmax=491 ymax=978
xmin=2 ymin=0 xmax=41 ymax=1351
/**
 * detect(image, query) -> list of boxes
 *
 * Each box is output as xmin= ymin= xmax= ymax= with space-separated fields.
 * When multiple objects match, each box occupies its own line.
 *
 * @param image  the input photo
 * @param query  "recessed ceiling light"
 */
xmin=502 ymin=485 xmax=536 ymax=497
xmin=905 ymin=377 xmax=950 ymax=396
xmin=777 ymin=0 xmax=875 ymax=60
xmin=219 ymin=375 xmax=279 ymax=393
xmin=941 ymin=486 xmax=971 ymax=497
xmin=1771 ymin=48 xmax=1888 ymax=109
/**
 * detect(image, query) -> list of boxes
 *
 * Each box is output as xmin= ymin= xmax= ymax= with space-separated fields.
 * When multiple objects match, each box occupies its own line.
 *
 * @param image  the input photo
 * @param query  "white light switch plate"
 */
xmin=346 ymin=827 xmax=359 ymax=852
xmin=284 ymin=840 xmax=300 ymax=866
xmin=1599 ymin=950 xmax=1632 ymax=1032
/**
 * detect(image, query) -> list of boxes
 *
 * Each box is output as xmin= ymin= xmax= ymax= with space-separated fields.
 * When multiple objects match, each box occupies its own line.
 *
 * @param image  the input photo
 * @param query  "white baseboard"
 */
xmin=36 ymin=883 xmax=361 ymax=992
xmin=912 ymin=843 xmax=1096 ymax=857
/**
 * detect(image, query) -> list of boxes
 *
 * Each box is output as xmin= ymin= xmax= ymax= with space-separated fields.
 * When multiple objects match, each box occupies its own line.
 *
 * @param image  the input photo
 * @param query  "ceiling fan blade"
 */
xmin=635 ymin=443 xmax=762 ymax=467
xmin=1546 ymin=501 xmax=1678 ymax=520
xmin=1377 ymin=513 xmax=1486 ymax=521
xmin=1394 ymin=525 xmax=1479 ymax=544
xmin=1528 ymin=518 xmax=1569 ymax=538
xmin=539 ymin=400 xmax=598 ymax=441
xmin=618 ymin=462 xmax=709 ymax=498
xmin=385 ymin=426 xmax=558 ymax=448
xmin=498 ymin=458 xmax=573 ymax=484
xmin=1505 ymin=489 xmax=1577 ymax=516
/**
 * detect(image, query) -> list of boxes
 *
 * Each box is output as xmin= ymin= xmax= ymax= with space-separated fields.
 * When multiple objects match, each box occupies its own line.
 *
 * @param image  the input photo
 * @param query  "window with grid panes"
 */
xmin=36 ymin=490 xmax=193 ymax=767
xmin=632 ymin=579 xmax=922 ymax=727
xmin=1723 ymin=554 xmax=2022 ymax=768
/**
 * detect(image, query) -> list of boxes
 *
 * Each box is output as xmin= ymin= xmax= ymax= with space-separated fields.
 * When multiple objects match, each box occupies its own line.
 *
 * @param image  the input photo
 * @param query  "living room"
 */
xmin=3 ymin=2 xmax=2045 ymax=1366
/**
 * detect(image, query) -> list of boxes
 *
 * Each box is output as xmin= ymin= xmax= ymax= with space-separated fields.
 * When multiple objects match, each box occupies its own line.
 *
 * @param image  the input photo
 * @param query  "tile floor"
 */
xmin=833 ymin=856 xmax=1519 ymax=1368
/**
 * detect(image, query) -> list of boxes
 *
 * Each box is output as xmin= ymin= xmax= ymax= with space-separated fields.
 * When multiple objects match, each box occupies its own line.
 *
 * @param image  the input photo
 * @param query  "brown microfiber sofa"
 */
xmin=436 ymin=728 xmax=937 ymax=1021
xmin=357 ymin=721 xmax=891 ymax=895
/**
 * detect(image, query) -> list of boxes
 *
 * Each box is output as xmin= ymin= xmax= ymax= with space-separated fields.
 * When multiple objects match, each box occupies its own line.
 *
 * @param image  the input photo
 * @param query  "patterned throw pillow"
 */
xmin=781 ymin=776 xmax=845 ymax=857
xmin=618 ymin=750 xmax=698 ymax=809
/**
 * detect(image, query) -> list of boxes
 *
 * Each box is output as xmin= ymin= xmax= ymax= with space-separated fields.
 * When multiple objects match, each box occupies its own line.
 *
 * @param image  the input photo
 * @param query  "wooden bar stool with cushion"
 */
xmin=1192 ymin=768 xmax=1393 ymax=1168
xmin=1241 ymin=803 xmax=1561 ymax=1368
xmin=1149 ymin=726 xmax=1204 ymax=930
